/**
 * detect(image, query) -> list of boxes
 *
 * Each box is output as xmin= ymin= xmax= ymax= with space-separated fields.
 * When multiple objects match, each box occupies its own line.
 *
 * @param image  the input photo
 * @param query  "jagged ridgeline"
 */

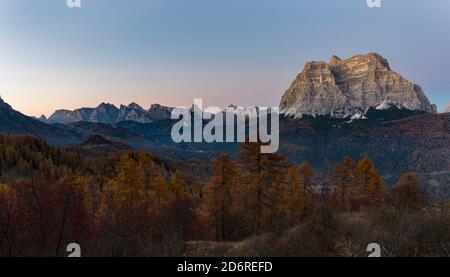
xmin=42 ymin=102 xmax=174 ymax=124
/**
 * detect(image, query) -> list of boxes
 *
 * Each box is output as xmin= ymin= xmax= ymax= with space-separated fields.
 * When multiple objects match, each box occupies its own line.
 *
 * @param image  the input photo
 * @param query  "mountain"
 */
xmin=46 ymin=109 xmax=74 ymax=123
xmin=71 ymin=134 xmax=131 ymax=157
xmin=46 ymin=102 xmax=174 ymax=124
xmin=0 ymin=97 xmax=86 ymax=146
xmin=280 ymin=53 xmax=437 ymax=118
xmin=147 ymin=104 xmax=174 ymax=119
xmin=0 ymin=97 xmax=203 ymax=159
xmin=117 ymin=102 xmax=155 ymax=123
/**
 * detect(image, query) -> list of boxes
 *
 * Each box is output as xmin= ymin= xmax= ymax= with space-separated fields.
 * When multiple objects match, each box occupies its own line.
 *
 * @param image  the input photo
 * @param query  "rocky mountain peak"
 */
xmin=337 ymin=52 xmax=391 ymax=71
xmin=127 ymin=102 xmax=144 ymax=111
xmin=150 ymin=103 xmax=162 ymax=109
xmin=329 ymin=55 xmax=341 ymax=65
xmin=147 ymin=104 xmax=174 ymax=119
xmin=97 ymin=102 xmax=118 ymax=111
xmin=148 ymin=103 xmax=172 ymax=111
xmin=280 ymin=53 xmax=436 ymax=118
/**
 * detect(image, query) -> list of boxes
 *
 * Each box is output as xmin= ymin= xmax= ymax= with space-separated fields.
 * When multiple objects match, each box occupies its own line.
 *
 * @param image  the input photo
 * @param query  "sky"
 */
xmin=0 ymin=0 xmax=449 ymax=117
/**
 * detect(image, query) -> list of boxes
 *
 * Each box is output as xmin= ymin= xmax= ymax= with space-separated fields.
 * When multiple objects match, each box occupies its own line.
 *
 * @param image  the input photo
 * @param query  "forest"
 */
xmin=0 ymin=134 xmax=449 ymax=257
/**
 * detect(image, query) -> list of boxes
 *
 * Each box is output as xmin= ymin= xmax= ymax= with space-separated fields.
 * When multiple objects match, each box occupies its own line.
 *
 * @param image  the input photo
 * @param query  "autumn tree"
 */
xmin=327 ymin=157 xmax=362 ymax=212
xmin=0 ymin=184 xmax=17 ymax=256
xmin=109 ymin=155 xmax=145 ymax=204
xmin=280 ymin=161 xmax=317 ymax=226
xmin=298 ymin=161 xmax=317 ymax=215
xmin=97 ymin=155 xmax=148 ymax=256
xmin=358 ymin=155 xmax=388 ymax=206
xmin=281 ymin=165 xmax=303 ymax=225
xmin=96 ymin=153 xmax=179 ymax=256
xmin=136 ymin=153 xmax=172 ymax=211
xmin=202 ymin=154 xmax=237 ymax=240
xmin=10 ymin=174 xmax=91 ymax=256
xmin=170 ymin=170 xmax=188 ymax=197
xmin=393 ymin=173 xmax=426 ymax=212
xmin=237 ymin=142 xmax=288 ymax=235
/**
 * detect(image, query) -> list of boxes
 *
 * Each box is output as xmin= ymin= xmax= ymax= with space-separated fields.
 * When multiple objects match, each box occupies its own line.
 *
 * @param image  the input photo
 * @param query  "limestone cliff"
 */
xmin=280 ymin=53 xmax=436 ymax=118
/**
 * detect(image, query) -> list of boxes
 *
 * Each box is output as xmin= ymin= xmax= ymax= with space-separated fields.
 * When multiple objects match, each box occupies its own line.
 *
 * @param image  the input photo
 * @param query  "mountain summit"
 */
xmin=280 ymin=53 xmax=437 ymax=118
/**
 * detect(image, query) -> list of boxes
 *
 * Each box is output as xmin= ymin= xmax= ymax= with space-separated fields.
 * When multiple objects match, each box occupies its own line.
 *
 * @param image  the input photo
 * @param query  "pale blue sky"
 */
xmin=0 ymin=0 xmax=449 ymax=116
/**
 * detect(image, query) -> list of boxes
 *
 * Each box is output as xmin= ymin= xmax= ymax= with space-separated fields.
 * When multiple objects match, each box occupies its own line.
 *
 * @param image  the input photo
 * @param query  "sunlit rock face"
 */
xmin=280 ymin=53 xmax=436 ymax=118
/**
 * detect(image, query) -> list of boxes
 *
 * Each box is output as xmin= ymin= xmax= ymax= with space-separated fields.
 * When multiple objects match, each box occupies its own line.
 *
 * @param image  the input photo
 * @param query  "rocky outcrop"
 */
xmin=46 ymin=102 xmax=174 ymax=124
xmin=147 ymin=104 xmax=174 ymax=119
xmin=280 ymin=53 xmax=437 ymax=118
xmin=47 ymin=109 xmax=78 ymax=123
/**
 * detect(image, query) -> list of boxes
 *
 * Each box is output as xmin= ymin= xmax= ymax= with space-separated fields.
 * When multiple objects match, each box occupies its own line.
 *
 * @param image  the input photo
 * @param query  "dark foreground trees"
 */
xmin=0 ymin=135 xmax=448 ymax=257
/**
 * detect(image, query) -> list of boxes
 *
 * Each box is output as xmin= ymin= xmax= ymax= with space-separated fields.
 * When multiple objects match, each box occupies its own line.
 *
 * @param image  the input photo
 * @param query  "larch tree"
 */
xmin=327 ymin=156 xmax=362 ymax=213
xmin=237 ymin=142 xmax=288 ymax=235
xmin=298 ymin=161 xmax=317 ymax=215
xmin=109 ymin=155 xmax=145 ymax=204
xmin=393 ymin=173 xmax=426 ymax=212
xmin=281 ymin=165 xmax=303 ymax=226
xmin=358 ymin=155 xmax=387 ymax=207
xmin=98 ymin=155 xmax=158 ymax=256
xmin=170 ymin=170 xmax=188 ymax=198
xmin=202 ymin=154 xmax=237 ymax=241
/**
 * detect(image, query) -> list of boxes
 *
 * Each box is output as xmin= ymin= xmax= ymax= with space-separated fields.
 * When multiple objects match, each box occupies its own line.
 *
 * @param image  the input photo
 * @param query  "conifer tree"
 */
xmin=170 ymin=170 xmax=188 ymax=197
xmin=393 ymin=173 xmax=425 ymax=212
xmin=358 ymin=155 xmax=387 ymax=206
xmin=298 ymin=161 xmax=317 ymax=215
xmin=281 ymin=165 xmax=303 ymax=225
xmin=327 ymin=156 xmax=361 ymax=212
xmin=109 ymin=156 xmax=145 ymax=204
xmin=202 ymin=154 xmax=237 ymax=240
xmin=237 ymin=142 xmax=288 ymax=234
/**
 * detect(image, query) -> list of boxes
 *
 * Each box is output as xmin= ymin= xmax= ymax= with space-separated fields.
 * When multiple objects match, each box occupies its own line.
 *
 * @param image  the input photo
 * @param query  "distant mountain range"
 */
xmin=38 ymin=53 xmax=441 ymax=126
xmin=40 ymin=102 xmax=174 ymax=124
xmin=1 ymin=95 xmax=448 ymax=194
